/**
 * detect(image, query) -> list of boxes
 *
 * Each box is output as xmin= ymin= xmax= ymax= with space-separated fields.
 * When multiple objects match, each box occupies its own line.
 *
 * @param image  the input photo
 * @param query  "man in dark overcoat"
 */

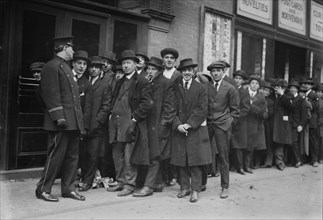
xmin=107 ymin=50 xmax=153 ymax=196
xmin=133 ymin=56 xmax=176 ymax=197
xmin=35 ymin=36 xmax=85 ymax=202
xmin=78 ymin=56 xmax=112 ymax=191
xmin=231 ymin=70 xmax=250 ymax=175
xmin=206 ymin=61 xmax=240 ymax=199
xmin=171 ymin=58 xmax=212 ymax=203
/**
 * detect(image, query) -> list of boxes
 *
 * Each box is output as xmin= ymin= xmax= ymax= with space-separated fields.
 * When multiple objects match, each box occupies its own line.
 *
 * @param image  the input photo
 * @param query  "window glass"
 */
xmin=113 ymin=20 xmax=137 ymax=58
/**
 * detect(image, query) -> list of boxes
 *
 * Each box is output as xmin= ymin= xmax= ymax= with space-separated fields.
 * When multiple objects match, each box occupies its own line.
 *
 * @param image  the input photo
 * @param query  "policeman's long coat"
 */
xmin=40 ymin=56 xmax=84 ymax=132
xmin=247 ymin=92 xmax=267 ymax=150
xmin=147 ymin=74 xmax=176 ymax=161
xmin=231 ymin=87 xmax=250 ymax=149
xmin=171 ymin=78 xmax=212 ymax=167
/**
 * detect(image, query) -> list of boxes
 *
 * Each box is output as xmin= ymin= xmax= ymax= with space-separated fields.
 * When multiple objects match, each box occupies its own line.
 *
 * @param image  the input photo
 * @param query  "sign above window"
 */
xmin=237 ymin=0 xmax=273 ymax=25
xmin=310 ymin=1 xmax=323 ymax=42
xmin=278 ymin=0 xmax=306 ymax=35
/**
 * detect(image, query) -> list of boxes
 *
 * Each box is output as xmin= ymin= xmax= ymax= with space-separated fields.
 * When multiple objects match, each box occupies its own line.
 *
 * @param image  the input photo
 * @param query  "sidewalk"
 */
xmin=1 ymin=164 xmax=322 ymax=219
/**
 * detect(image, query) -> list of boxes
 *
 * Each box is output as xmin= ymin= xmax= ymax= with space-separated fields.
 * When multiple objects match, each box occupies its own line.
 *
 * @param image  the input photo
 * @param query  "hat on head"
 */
xmin=273 ymin=78 xmax=288 ymax=88
xmin=249 ymin=74 xmax=261 ymax=84
xmin=29 ymin=62 xmax=45 ymax=71
xmin=301 ymin=78 xmax=315 ymax=85
xmin=52 ymin=36 xmax=74 ymax=49
xmin=160 ymin=48 xmax=179 ymax=59
xmin=260 ymin=80 xmax=272 ymax=89
xmin=100 ymin=51 xmax=117 ymax=64
xmin=288 ymin=80 xmax=300 ymax=89
xmin=118 ymin=50 xmax=139 ymax=63
xmin=177 ymin=58 xmax=198 ymax=71
xmin=89 ymin=56 xmax=104 ymax=66
xmin=145 ymin=56 xmax=164 ymax=70
xmin=73 ymin=50 xmax=89 ymax=62
xmin=207 ymin=61 xmax=226 ymax=71
xmin=136 ymin=51 xmax=149 ymax=62
xmin=219 ymin=60 xmax=231 ymax=68
xmin=113 ymin=64 xmax=123 ymax=72
xmin=233 ymin=70 xmax=248 ymax=79
xmin=299 ymin=85 xmax=308 ymax=92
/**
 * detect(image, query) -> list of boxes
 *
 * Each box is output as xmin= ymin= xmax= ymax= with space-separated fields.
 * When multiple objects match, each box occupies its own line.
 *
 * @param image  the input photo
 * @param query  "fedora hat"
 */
xmin=29 ymin=62 xmax=45 ymax=71
xmin=89 ymin=56 xmax=104 ymax=66
xmin=249 ymin=74 xmax=261 ymax=84
xmin=100 ymin=51 xmax=117 ymax=64
xmin=301 ymin=78 xmax=315 ymax=85
xmin=273 ymin=78 xmax=288 ymax=88
xmin=207 ymin=61 xmax=226 ymax=71
xmin=288 ymin=80 xmax=300 ymax=89
xmin=233 ymin=70 xmax=248 ymax=79
xmin=73 ymin=50 xmax=89 ymax=62
xmin=52 ymin=36 xmax=74 ymax=49
xmin=145 ymin=56 xmax=164 ymax=70
xmin=160 ymin=48 xmax=179 ymax=59
xmin=260 ymin=80 xmax=272 ymax=89
xmin=136 ymin=51 xmax=149 ymax=62
xmin=177 ymin=58 xmax=198 ymax=71
xmin=118 ymin=50 xmax=139 ymax=63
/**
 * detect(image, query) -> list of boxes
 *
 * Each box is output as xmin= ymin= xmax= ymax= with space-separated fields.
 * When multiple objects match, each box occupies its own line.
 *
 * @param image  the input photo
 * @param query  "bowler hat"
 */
xmin=160 ymin=48 xmax=179 ymax=59
xmin=29 ymin=62 xmax=45 ymax=71
xmin=249 ymin=74 xmax=261 ymax=84
xmin=288 ymin=81 xmax=300 ymax=89
xmin=260 ymin=80 xmax=272 ymax=89
xmin=89 ymin=56 xmax=104 ymax=66
xmin=314 ymin=84 xmax=323 ymax=92
xmin=299 ymin=85 xmax=308 ymax=92
xmin=118 ymin=50 xmax=139 ymax=63
xmin=273 ymin=78 xmax=288 ymax=88
xmin=233 ymin=70 xmax=248 ymax=79
xmin=177 ymin=58 xmax=198 ymax=71
xmin=100 ymin=51 xmax=117 ymax=64
xmin=145 ymin=56 xmax=164 ymax=70
xmin=219 ymin=60 xmax=231 ymax=68
xmin=73 ymin=50 xmax=89 ymax=62
xmin=52 ymin=36 xmax=74 ymax=49
xmin=301 ymin=78 xmax=315 ymax=85
xmin=136 ymin=51 xmax=149 ymax=62
xmin=207 ymin=61 xmax=225 ymax=71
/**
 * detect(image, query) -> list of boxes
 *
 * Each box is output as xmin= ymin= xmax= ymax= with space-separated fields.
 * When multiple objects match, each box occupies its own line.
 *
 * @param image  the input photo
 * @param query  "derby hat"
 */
xmin=73 ymin=50 xmax=89 ymax=62
xmin=249 ymin=74 xmax=261 ymax=83
xmin=233 ymin=70 xmax=248 ymax=79
xmin=288 ymin=80 xmax=300 ymax=89
xmin=260 ymin=80 xmax=272 ymax=89
xmin=177 ymin=58 xmax=198 ymax=71
xmin=207 ymin=61 xmax=226 ymax=71
xmin=299 ymin=85 xmax=308 ymax=92
xmin=136 ymin=51 xmax=149 ymax=62
xmin=89 ymin=56 xmax=104 ymax=66
xmin=273 ymin=78 xmax=288 ymax=88
xmin=118 ymin=50 xmax=139 ymax=63
xmin=160 ymin=48 xmax=179 ymax=59
xmin=301 ymin=78 xmax=315 ymax=85
xmin=52 ymin=36 xmax=74 ymax=49
xmin=100 ymin=51 xmax=117 ymax=64
xmin=145 ymin=56 xmax=164 ymax=70
xmin=29 ymin=62 xmax=45 ymax=71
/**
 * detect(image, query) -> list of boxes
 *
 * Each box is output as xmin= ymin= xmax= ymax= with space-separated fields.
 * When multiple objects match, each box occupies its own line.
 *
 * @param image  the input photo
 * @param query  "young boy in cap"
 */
xmin=205 ymin=60 xmax=239 ymax=199
xmin=29 ymin=62 xmax=45 ymax=81
xmin=171 ymin=58 xmax=212 ymax=203
xmin=136 ymin=51 xmax=149 ymax=77
xmin=160 ymin=47 xmax=181 ymax=82
xmin=36 ymin=36 xmax=86 ymax=202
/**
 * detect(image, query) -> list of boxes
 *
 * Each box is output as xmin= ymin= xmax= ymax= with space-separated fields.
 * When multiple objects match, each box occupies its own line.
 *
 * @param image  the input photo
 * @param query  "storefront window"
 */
xmin=113 ymin=20 xmax=137 ymax=57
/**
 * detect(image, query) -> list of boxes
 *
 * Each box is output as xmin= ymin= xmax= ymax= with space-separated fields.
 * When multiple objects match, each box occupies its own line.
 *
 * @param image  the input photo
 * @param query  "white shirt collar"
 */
xmin=163 ymin=67 xmax=176 ymax=79
xmin=305 ymin=89 xmax=311 ymax=96
xmin=183 ymin=78 xmax=193 ymax=89
xmin=126 ymin=70 xmax=136 ymax=79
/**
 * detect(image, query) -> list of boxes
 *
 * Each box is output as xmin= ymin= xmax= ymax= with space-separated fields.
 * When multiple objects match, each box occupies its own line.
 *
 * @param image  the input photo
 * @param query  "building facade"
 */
xmin=0 ymin=0 xmax=322 ymax=171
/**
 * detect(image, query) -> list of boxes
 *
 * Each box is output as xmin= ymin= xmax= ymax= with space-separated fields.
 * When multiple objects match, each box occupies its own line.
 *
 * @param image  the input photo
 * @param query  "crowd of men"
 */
xmin=31 ymin=36 xmax=323 ymax=204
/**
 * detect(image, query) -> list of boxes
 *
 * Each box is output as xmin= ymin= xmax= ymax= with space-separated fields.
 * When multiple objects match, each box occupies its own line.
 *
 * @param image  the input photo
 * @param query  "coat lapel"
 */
xmin=215 ymin=81 xmax=227 ymax=101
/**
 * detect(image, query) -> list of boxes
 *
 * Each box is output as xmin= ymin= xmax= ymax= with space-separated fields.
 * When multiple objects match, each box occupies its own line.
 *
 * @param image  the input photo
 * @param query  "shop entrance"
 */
xmin=274 ymin=41 xmax=307 ymax=82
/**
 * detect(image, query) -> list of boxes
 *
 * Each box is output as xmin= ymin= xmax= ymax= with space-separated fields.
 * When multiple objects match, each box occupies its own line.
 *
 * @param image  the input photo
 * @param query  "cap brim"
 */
xmin=177 ymin=64 xmax=198 ymax=71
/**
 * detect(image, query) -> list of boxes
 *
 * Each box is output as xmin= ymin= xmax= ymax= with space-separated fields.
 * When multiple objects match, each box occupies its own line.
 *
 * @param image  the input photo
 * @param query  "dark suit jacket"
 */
xmin=84 ymin=75 xmax=111 ymax=137
xmin=147 ymin=74 xmax=176 ymax=160
xmin=171 ymin=77 xmax=212 ymax=167
xmin=206 ymin=80 xmax=240 ymax=132
xmin=77 ymin=74 xmax=92 ymax=114
xmin=306 ymin=90 xmax=319 ymax=128
xmin=40 ymin=56 xmax=84 ymax=132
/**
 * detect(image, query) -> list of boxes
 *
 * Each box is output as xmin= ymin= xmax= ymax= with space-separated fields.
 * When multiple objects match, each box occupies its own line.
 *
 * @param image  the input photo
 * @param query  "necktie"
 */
xmin=214 ymin=82 xmax=218 ymax=94
xmin=185 ymin=81 xmax=188 ymax=90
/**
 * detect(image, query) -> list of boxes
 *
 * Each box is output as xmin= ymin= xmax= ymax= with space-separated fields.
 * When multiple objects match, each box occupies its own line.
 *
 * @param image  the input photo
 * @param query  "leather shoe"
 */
xmin=312 ymin=161 xmax=318 ymax=167
xmin=168 ymin=178 xmax=177 ymax=186
xmin=177 ymin=189 xmax=190 ymax=198
xmin=277 ymin=163 xmax=285 ymax=171
xmin=35 ymin=190 xmax=59 ymax=202
xmin=220 ymin=188 xmax=229 ymax=199
xmin=107 ymin=185 xmax=123 ymax=192
xmin=244 ymin=168 xmax=253 ymax=174
xmin=190 ymin=191 xmax=198 ymax=203
xmin=117 ymin=188 xmax=133 ymax=197
xmin=78 ymin=183 xmax=92 ymax=192
xmin=133 ymin=186 xmax=153 ymax=197
xmin=237 ymin=169 xmax=246 ymax=175
xmin=153 ymin=184 xmax=164 ymax=192
xmin=295 ymin=162 xmax=301 ymax=168
xmin=62 ymin=191 xmax=85 ymax=201
xmin=200 ymin=185 xmax=206 ymax=192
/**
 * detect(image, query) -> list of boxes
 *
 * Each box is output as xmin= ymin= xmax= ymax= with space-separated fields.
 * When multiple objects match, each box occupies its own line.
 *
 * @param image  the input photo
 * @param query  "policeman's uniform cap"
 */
xmin=52 ymin=36 xmax=74 ymax=49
